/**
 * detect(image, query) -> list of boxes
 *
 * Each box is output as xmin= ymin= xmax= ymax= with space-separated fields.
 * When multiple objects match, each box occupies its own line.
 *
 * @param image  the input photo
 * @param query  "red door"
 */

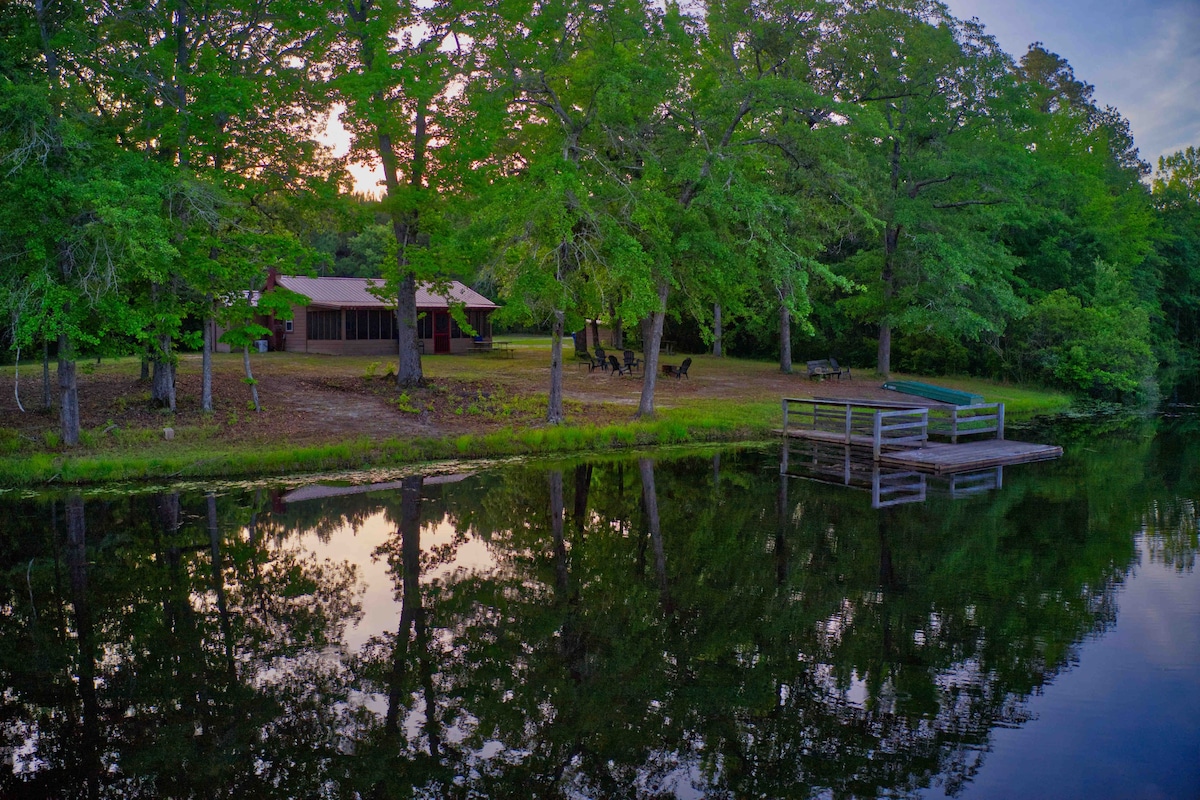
xmin=433 ymin=311 xmax=451 ymax=354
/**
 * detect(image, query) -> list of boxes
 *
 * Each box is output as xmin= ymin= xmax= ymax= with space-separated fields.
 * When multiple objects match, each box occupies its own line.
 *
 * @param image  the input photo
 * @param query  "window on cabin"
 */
xmin=307 ymin=310 xmax=342 ymax=340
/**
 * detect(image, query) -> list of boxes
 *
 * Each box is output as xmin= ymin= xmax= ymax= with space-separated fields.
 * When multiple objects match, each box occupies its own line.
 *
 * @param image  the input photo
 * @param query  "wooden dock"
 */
xmin=877 ymin=439 xmax=1061 ymax=474
xmin=781 ymin=396 xmax=1061 ymax=475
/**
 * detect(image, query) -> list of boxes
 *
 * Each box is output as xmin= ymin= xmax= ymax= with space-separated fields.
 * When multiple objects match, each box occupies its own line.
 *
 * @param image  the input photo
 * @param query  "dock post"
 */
xmin=782 ymin=399 xmax=789 ymax=438
xmin=872 ymin=412 xmax=882 ymax=460
xmin=997 ymin=403 xmax=1005 ymax=440
xmin=951 ymin=407 xmax=959 ymax=444
xmin=844 ymin=404 xmax=852 ymax=444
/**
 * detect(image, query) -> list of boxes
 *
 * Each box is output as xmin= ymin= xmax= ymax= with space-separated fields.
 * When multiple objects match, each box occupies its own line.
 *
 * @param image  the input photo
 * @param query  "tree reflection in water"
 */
xmin=0 ymin=421 xmax=1196 ymax=798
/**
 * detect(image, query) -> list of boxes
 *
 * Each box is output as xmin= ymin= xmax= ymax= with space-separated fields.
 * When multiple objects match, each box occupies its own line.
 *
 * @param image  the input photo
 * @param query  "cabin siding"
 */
xmin=222 ymin=275 xmax=497 ymax=355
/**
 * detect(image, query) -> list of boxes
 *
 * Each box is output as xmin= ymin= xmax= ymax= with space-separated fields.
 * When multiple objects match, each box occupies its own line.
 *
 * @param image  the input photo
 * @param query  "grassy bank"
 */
xmin=0 ymin=342 xmax=1073 ymax=487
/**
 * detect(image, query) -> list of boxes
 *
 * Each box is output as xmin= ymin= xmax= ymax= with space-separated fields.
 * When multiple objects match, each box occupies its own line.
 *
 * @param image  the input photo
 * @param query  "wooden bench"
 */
xmin=807 ymin=359 xmax=850 ymax=380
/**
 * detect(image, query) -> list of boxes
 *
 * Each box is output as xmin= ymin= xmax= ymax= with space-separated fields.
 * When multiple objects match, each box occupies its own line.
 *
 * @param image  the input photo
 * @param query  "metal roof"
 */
xmin=274 ymin=275 xmax=498 ymax=310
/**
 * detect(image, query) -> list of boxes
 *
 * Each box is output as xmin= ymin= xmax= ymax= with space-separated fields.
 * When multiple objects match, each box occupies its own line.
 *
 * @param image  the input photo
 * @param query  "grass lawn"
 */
xmin=0 ymin=335 xmax=1073 ymax=486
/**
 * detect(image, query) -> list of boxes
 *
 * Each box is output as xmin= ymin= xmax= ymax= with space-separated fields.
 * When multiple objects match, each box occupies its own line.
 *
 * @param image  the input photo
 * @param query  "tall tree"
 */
xmin=1000 ymin=44 xmax=1159 ymax=396
xmin=336 ymin=0 xmax=485 ymax=388
xmin=484 ymin=0 xmax=669 ymax=422
xmin=827 ymin=0 xmax=1025 ymax=376
xmin=89 ymin=0 xmax=338 ymax=410
xmin=1 ymin=0 xmax=174 ymax=445
xmin=1152 ymin=147 xmax=1200 ymax=359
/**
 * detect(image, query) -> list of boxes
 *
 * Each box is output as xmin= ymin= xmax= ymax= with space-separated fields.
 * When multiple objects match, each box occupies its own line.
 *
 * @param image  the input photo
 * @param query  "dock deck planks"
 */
xmin=877 ymin=439 xmax=1062 ymax=474
xmin=781 ymin=429 xmax=1061 ymax=474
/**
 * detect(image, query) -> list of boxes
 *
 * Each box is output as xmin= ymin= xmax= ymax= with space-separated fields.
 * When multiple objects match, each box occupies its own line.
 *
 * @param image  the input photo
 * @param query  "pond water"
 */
xmin=1 ymin=411 xmax=1197 ymax=799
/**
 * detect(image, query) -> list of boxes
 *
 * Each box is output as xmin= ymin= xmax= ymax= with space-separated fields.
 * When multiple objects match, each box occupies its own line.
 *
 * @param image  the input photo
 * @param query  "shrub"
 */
xmin=1007 ymin=288 xmax=1155 ymax=399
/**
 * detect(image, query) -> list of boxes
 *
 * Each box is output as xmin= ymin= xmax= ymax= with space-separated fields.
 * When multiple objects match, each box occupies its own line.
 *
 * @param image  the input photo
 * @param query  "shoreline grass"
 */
xmin=0 ymin=399 xmax=1070 ymax=489
xmin=0 ymin=343 xmax=1076 ymax=488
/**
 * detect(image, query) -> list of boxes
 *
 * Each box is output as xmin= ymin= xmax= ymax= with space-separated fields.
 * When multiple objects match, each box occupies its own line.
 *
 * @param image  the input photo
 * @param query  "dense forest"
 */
xmin=3 ymin=0 xmax=1198 ymax=443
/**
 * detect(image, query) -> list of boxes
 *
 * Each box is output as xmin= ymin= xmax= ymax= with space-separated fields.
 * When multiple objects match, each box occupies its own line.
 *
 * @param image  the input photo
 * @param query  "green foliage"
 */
xmin=1150 ymin=147 xmax=1200 ymax=359
xmin=1007 ymin=275 xmax=1155 ymax=399
xmin=1 ymin=0 xmax=1194 ymax=417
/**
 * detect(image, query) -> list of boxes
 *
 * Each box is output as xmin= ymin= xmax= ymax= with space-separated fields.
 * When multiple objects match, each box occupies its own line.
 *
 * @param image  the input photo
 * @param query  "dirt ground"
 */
xmin=1 ymin=343 xmax=903 ymax=450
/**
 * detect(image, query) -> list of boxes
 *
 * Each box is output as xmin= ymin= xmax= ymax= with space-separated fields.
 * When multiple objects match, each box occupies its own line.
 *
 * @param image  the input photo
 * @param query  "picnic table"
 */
xmin=469 ymin=340 xmax=514 ymax=357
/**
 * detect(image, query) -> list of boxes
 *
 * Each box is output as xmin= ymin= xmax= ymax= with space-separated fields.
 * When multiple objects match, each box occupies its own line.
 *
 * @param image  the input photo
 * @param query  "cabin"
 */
xmin=217 ymin=274 xmax=499 ymax=356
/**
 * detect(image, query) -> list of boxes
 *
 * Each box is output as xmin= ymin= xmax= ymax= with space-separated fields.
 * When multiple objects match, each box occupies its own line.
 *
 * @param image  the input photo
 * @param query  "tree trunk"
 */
xmin=373 ymin=102 xmax=423 ymax=389
xmin=590 ymin=318 xmax=600 ymax=351
xmin=57 ymin=334 xmax=80 ymax=446
xmin=547 ymin=309 xmax=565 ymax=424
xmin=549 ymin=470 xmax=568 ymax=599
xmin=610 ymin=301 xmax=623 ymax=349
xmin=572 ymin=463 xmax=592 ymax=534
xmin=639 ymin=458 xmax=671 ymax=610
xmin=201 ymin=297 xmax=213 ymax=412
xmin=878 ymin=224 xmax=899 ymax=378
xmin=713 ymin=303 xmax=723 ymax=357
xmin=151 ymin=333 xmax=175 ymax=411
xmin=385 ymin=476 xmax=424 ymax=736
xmin=65 ymin=494 xmax=101 ymax=797
xmin=635 ymin=282 xmax=670 ymax=419
xmin=776 ymin=469 xmax=790 ymax=587
xmin=242 ymin=345 xmax=260 ymax=412
xmin=42 ymin=339 xmax=51 ymax=411
xmin=13 ymin=344 xmax=24 ymax=413
xmin=877 ymin=321 xmax=892 ymax=378
xmin=779 ymin=293 xmax=792 ymax=374
xmin=140 ymin=356 xmax=149 ymax=381
xmin=395 ymin=271 xmax=423 ymax=388
xmin=208 ymin=493 xmax=236 ymax=681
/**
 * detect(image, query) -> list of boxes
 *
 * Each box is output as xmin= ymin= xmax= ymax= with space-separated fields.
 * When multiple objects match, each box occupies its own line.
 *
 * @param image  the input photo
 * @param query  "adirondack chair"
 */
xmin=623 ymin=350 xmax=641 ymax=375
xmin=594 ymin=347 xmax=608 ymax=371
xmin=578 ymin=349 xmax=602 ymax=372
xmin=608 ymin=354 xmax=633 ymax=376
xmin=664 ymin=357 xmax=692 ymax=379
xmin=829 ymin=357 xmax=851 ymax=380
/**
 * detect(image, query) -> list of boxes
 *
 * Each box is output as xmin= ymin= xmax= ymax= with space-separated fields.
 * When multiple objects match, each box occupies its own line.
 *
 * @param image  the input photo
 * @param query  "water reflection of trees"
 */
xmin=1 ymin=427 xmax=1196 ymax=798
xmin=0 ymin=490 xmax=363 ymax=798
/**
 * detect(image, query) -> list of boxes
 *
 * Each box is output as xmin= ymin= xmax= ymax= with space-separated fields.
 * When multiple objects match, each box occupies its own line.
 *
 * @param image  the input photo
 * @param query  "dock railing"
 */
xmin=782 ymin=398 xmax=929 ymax=460
xmin=928 ymin=403 xmax=1005 ymax=443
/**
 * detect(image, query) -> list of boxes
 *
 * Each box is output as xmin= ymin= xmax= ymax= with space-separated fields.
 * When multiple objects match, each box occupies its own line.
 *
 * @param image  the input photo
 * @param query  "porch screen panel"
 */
xmin=346 ymin=309 xmax=396 ymax=340
xmin=308 ymin=309 xmax=342 ymax=340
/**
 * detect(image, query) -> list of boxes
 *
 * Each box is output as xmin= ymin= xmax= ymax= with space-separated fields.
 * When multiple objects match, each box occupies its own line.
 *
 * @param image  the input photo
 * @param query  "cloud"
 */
xmin=1110 ymin=2 xmax=1200 ymax=163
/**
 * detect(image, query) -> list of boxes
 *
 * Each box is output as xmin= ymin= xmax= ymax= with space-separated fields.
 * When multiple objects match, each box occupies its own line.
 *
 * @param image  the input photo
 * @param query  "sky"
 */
xmin=944 ymin=0 xmax=1200 ymax=169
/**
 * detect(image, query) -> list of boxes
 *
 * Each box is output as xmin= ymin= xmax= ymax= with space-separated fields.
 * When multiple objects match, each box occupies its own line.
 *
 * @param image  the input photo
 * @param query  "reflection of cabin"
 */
xmin=234 ymin=274 xmax=498 ymax=356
